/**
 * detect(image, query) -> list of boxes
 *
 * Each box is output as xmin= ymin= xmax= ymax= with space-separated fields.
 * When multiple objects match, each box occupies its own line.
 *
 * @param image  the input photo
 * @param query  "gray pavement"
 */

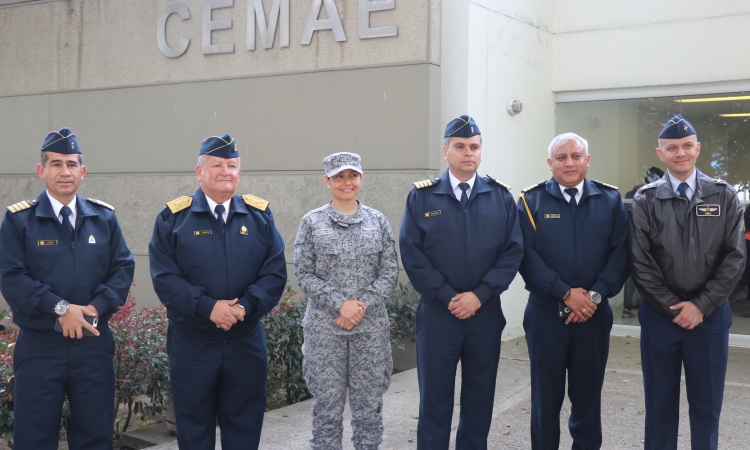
xmin=150 ymin=336 xmax=750 ymax=449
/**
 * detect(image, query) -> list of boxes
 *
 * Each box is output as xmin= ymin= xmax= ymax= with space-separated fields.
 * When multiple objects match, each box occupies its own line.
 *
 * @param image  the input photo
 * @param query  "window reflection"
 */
xmin=556 ymin=93 xmax=750 ymax=334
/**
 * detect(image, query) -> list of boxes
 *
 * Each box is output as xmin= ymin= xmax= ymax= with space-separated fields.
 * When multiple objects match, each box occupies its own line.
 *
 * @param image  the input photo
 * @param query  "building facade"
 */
xmin=2 ymin=0 xmax=749 ymax=341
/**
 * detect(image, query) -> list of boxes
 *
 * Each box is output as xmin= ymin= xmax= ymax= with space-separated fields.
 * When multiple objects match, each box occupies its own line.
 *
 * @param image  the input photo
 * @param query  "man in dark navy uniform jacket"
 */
xmin=399 ymin=115 xmax=524 ymax=450
xmin=149 ymin=134 xmax=286 ymax=450
xmin=0 ymin=127 xmax=135 ymax=449
xmin=517 ymin=133 xmax=628 ymax=450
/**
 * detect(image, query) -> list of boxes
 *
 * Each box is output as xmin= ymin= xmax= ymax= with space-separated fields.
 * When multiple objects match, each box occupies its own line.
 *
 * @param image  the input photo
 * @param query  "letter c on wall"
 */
xmin=157 ymin=3 xmax=191 ymax=58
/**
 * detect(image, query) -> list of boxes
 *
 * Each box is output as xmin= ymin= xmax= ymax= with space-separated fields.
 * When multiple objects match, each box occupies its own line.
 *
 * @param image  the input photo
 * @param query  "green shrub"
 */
xmin=109 ymin=286 xmax=170 ymax=439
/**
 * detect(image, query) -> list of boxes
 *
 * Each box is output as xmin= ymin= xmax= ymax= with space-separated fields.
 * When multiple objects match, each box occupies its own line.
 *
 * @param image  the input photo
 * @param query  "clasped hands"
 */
xmin=563 ymin=287 xmax=597 ymax=325
xmin=210 ymin=299 xmax=246 ymax=331
xmin=448 ymin=292 xmax=481 ymax=319
xmin=334 ymin=300 xmax=367 ymax=330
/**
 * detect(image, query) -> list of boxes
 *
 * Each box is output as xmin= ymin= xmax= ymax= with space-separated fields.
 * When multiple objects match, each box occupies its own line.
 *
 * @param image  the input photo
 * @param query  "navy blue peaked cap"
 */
xmin=445 ymin=115 xmax=481 ymax=138
xmin=659 ymin=114 xmax=696 ymax=139
xmin=200 ymin=134 xmax=239 ymax=158
xmin=41 ymin=127 xmax=81 ymax=154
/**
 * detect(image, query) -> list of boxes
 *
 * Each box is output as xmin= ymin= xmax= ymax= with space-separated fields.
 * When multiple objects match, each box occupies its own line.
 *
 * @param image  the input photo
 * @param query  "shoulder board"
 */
xmin=86 ymin=198 xmax=115 ymax=211
xmin=714 ymin=178 xmax=736 ymax=191
xmin=243 ymin=194 xmax=269 ymax=211
xmin=484 ymin=174 xmax=511 ymax=191
xmin=6 ymin=199 xmax=38 ymax=213
xmin=593 ymin=180 xmax=619 ymax=190
xmin=413 ymin=177 xmax=440 ymax=189
xmin=640 ymin=181 xmax=659 ymax=190
xmin=166 ymin=196 xmax=193 ymax=214
xmin=521 ymin=180 xmax=547 ymax=194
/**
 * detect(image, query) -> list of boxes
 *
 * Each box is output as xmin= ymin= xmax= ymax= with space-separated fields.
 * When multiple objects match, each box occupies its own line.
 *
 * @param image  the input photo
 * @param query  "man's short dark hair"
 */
xmin=40 ymin=151 xmax=84 ymax=167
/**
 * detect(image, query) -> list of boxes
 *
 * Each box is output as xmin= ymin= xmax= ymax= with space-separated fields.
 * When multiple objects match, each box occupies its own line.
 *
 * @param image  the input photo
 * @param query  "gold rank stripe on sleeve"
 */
xmin=167 ymin=196 xmax=193 ymax=214
xmin=243 ymin=194 xmax=269 ymax=211
xmin=6 ymin=199 xmax=38 ymax=213
xmin=413 ymin=178 xmax=440 ymax=189
xmin=86 ymin=198 xmax=115 ymax=210
xmin=593 ymin=180 xmax=619 ymax=190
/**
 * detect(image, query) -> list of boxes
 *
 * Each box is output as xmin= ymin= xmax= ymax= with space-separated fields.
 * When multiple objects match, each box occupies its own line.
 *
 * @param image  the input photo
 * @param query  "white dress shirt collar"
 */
xmin=46 ymin=191 xmax=77 ymax=228
xmin=448 ymin=170 xmax=477 ymax=202
xmin=559 ymin=179 xmax=585 ymax=204
xmin=204 ymin=194 xmax=231 ymax=222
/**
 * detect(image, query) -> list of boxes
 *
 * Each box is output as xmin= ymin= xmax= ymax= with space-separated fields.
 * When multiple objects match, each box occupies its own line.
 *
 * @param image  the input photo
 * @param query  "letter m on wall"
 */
xmin=247 ymin=0 xmax=290 ymax=50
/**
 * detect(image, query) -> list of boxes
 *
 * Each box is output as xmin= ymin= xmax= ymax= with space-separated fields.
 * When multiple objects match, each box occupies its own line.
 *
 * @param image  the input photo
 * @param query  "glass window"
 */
xmin=556 ymin=92 xmax=750 ymax=334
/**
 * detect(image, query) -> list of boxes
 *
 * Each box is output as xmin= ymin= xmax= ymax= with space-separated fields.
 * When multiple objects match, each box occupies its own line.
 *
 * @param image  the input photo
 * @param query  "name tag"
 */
xmin=544 ymin=214 xmax=560 ymax=219
xmin=425 ymin=210 xmax=441 ymax=218
xmin=696 ymin=205 xmax=720 ymax=217
xmin=194 ymin=230 xmax=212 ymax=236
xmin=38 ymin=240 xmax=58 ymax=246
xmin=315 ymin=229 xmax=333 ymax=236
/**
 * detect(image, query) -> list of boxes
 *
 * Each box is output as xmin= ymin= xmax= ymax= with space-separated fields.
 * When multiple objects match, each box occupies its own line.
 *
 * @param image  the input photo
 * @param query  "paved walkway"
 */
xmin=151 ymin=336 xmax=750 ymax=449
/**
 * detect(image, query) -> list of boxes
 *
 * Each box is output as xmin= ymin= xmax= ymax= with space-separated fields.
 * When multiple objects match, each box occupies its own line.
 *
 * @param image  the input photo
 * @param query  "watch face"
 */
xmin=589 ymin=291 xmax=602 ymax=304
xmin=54 ymin=300 xmax=69 ymax=315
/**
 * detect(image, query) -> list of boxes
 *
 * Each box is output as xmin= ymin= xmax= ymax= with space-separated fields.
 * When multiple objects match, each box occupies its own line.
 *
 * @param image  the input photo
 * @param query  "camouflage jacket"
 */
xmin=294 ymin=202 xmax=398 ymax=335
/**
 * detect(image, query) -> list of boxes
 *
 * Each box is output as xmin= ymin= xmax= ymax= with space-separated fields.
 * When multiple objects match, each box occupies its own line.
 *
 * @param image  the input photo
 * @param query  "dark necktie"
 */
xmin=564 ymin=188 xmax=578 ymax=209
xmin=458 ymin=183 xmax=470 ymax=210
xmin=677 ymin=182 xmax=689 ymax=202
xmin=60 ymin=205 xmax=74 ymax=240
xmin=215 ymin=204 xmax=226 ymax=231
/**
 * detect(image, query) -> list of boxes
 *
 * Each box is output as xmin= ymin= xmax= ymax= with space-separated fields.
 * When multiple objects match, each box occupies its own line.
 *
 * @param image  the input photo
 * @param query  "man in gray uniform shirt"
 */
xmin=294 ymin=152 xmax=399 ymax=450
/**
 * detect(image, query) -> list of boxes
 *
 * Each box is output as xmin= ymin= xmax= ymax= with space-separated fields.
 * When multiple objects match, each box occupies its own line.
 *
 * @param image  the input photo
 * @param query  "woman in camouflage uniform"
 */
xmin=294 ymin=152 xmax=399 ymax=450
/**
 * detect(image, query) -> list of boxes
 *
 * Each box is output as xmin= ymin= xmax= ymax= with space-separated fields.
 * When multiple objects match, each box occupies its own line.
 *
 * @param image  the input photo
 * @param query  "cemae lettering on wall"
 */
xmin=157 ymin=0 xmax=398 ymax=58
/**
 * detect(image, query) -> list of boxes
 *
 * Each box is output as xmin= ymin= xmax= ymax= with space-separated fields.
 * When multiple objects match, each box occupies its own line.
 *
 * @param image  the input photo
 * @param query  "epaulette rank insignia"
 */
xmin=7 ymin=199 xmax=38 ymax=213
xmin=167 ymin=196 xmax=193 ymax=214
xmin=521 ymin=180 xmax=547 ymax=193
xmin=86 ymin=198 xmax=115 ymax=211
xmin=593 ymin=180 xmax=619 ymax=190
xmin=413 ymin=178 xmax=440 ymax=189
xmin=485 ymin=174 xmax=511 ymax=191
xmin=243 ymin=194 xmax=269 ymax=212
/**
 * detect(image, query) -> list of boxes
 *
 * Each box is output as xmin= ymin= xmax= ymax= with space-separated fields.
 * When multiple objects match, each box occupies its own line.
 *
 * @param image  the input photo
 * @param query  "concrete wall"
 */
xmin=552 ymin=0 xmax=750 ymax=92
xmin=0 ymin=0 xmax=442 ymax=309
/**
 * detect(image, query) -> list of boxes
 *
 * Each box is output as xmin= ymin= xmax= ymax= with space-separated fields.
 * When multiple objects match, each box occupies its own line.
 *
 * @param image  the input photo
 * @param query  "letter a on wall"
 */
xmin=301 ymin=0 xmax=347 ymax=45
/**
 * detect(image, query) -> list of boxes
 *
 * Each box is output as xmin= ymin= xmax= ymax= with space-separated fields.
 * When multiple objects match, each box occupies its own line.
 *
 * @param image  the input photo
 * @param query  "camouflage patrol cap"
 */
xmin=323 ymin=152 xmax=363 ymax=177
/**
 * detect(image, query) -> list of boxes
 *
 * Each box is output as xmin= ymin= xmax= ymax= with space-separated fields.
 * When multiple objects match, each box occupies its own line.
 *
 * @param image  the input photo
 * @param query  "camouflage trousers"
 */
xmin=302 ymin=329 xmax=393 ymax=450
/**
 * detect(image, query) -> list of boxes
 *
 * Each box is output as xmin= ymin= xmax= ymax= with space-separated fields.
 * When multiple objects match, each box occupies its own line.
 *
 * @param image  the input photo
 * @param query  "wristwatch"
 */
xmin=237 ymin=304 xmax=245 ymax=310
xmin=588 ymin=291 xmax=602 ymax=304
xmin=54 ymin=300 xmax=69 ymax=316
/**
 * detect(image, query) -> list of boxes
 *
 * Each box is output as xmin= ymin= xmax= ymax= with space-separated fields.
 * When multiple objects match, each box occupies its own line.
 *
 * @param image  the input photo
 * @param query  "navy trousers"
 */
xmin=524 ymin=301 xmax=613 ymax=450
xmin=640 ymin=300 xmax=730 ymax=450
xmin=168 ymin=324 xmax=268 ymax=450
xmin=13 ymin=328 xmax=115 ymax=450
xmin=415 ymin=300 xmax=506 ymax=450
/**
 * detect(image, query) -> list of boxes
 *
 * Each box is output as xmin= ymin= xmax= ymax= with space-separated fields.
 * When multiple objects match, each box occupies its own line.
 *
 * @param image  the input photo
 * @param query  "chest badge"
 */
xmin=38 ymin=240 xmax=58 ymax=246
xmin=194 ymin=230 xmax=212 ymax=236
xmin=425 ymin=210 xmax=441 ymax=218
xmin=88 ymin=235 xmax=96 ymax=244
xmin=696 ymin=204 xmax=720 ymax=217
xmin=544 ymin=214 xmax=560 ymax=219
xmin=240 ymin=225 xmax=248 ymax=235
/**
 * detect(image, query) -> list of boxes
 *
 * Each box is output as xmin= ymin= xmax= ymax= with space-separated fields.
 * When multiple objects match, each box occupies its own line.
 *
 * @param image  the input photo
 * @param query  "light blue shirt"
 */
xmin=666 ymin=170 xmax=697 ymax=200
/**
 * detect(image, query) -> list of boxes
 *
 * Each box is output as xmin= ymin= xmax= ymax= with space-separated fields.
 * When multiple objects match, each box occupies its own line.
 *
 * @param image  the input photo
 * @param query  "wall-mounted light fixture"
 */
xmin=506 ymin=99 xmax=523 ymax=116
